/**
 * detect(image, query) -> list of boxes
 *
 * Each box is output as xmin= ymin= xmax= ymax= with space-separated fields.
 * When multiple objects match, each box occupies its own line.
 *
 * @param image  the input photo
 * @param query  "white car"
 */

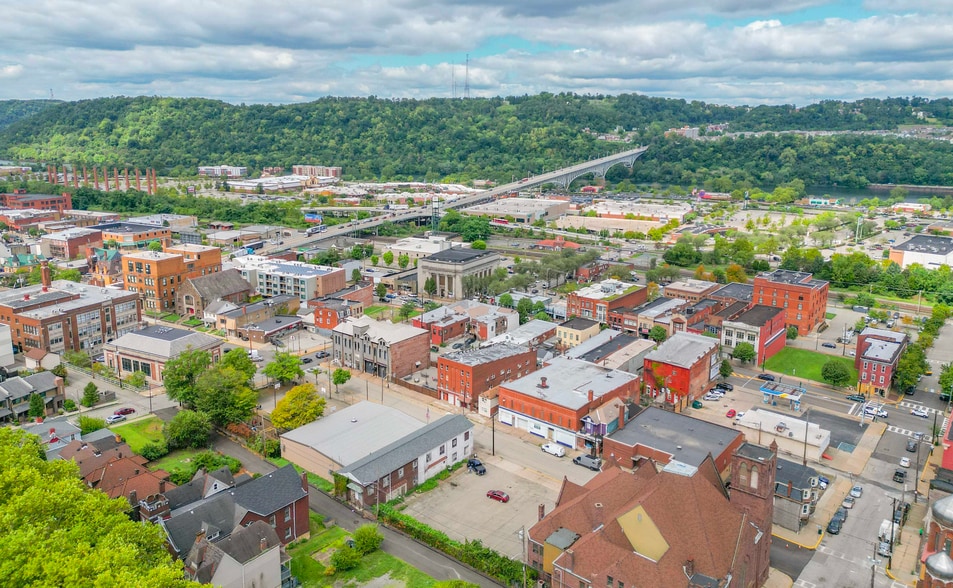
xmin=900 ymin=457 xmax=912 ymax=468
xmin=911 ymin=407 xmax=930 ymax=418
xmin=541 ymin=443 xmax=566 ymax=457
xmin=105 ymin=414 xmax=126 ymax=425
xmin=864 ymin=405 xmax=888 ymax=418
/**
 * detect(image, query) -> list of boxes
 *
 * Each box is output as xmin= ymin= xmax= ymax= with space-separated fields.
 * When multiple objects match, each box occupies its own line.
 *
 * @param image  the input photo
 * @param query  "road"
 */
xmin=771 ymin=538 xmax=814 ymax=581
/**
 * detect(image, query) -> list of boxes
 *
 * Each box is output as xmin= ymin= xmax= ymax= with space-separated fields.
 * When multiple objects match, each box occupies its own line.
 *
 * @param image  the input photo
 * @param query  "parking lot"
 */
xmin=398 ymin=460 xmax=562 ymax=559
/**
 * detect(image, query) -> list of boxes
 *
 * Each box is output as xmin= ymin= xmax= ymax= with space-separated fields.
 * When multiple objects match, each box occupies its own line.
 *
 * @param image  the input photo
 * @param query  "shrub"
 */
xmin=353 ymin=524 xmax=384 ymax=555
xmin=247 ymin=437 xmax=281 ymax=458
xmin=62 ymin=399 xmax=77 ymax=412
xmin=78 ymin=415 xmax=106 ymax=435
xmin=329 ymin=547 xmax=361 ymax=571
xmin=140 ymin=441 xmax=170 ymax=461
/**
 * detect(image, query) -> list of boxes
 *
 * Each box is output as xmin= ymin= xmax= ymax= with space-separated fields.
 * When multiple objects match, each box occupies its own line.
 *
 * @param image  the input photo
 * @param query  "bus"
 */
xmin=245 ymin=240 xmax=265 ymax=252
xmin=490 ymin=218 xmax=510 ymax=227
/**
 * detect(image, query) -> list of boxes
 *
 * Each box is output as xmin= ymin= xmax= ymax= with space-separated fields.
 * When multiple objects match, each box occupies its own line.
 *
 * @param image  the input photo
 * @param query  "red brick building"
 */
xmin=39 ymin=228 xmax=102 ymax=260
xmin=308 ymin=282 xmax=373 ymax=330
xmin=574 ymin=260 xmax=609 ymax=283
xmin=855 ymin=327 xmax=908 ymax=396
xmin=643 ymin=333 xmax=720 ymax=412
xmin=720 ymin=305 xmax=787 ymax=366
xmin=332 ymin=316 xmax=430 ymax=380
xmin=497 ymin=357 xmax=640 ymax=448
xmin=663 ymin=279 xmax=720 ymax=303
xmin=413 ymin=300 xmax=518 ymax=345
xmin=752 ymin=270 xmax=829 ymax=336
xmin=437 ymin=343 xmax=537 ymax=409
xmin=0 ymin=188 xmax=73 ymax=213
xmin=566 ymin=279 xmax=647 ymax=324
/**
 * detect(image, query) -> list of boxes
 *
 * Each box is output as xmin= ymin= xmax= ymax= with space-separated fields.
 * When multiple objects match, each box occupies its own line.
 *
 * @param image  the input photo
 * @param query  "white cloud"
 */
xmin=1 ymin=1 xmax=953 ymax=105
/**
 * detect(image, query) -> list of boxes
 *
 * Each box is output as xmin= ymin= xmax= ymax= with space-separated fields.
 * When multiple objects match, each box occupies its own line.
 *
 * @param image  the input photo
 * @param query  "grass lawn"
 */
xmin=825 ymin=312 xmax=836 ymax=320
xmin=364 ymin=305 xmax=388 ymax=319
xmin=268 ymin=457 xmax=334 ymax=493
xmin=764 ymin=347 xmax=858 ymax=386
xmin=149 ymin=449 xmax=204 ymax=479
xmin=393 ymin=310 xmax=421 ymax=323
xmin=289 ymin=514 xmax=441 ymax=587
xmin=182 ymin=318 xmax=203 ymax=327
xmin=110 ymin=416 xmax=164 ymax=453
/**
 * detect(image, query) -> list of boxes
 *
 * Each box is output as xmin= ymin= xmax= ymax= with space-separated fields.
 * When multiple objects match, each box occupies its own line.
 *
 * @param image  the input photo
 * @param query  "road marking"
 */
xmin=898 ymin=400 xmax=943 ymax=415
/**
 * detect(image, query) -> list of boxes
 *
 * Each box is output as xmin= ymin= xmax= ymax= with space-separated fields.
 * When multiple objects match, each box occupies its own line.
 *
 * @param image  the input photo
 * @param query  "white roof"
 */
xmin=332 ymin=315 xmax=428 ymax=344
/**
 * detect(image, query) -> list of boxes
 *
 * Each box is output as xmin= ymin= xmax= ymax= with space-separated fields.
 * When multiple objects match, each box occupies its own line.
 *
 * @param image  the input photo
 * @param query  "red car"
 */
xmin=114 ymin=407 xmax=136 ymax=416
xmin=486 ymin=490 xmax=510 ymax=503
xmin=725 ymin=409 xmax=737 ymax=418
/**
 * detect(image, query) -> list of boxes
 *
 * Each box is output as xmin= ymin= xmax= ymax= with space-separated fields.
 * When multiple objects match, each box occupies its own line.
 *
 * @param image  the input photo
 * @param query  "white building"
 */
xmin=232 ymin=255 xmax=346 ymax=301
xmin=198 ymin=165 xmax=247 ymax=178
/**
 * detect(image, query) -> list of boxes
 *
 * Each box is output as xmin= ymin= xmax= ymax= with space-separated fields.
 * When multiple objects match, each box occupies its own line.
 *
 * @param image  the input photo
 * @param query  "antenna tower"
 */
xmin=464 ymin=54 xmax=470 ymax=99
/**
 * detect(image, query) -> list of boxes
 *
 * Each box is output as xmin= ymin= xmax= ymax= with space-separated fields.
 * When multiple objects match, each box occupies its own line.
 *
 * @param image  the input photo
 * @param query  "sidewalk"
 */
xmin=772 ymin=475 xmax=853 ymax=549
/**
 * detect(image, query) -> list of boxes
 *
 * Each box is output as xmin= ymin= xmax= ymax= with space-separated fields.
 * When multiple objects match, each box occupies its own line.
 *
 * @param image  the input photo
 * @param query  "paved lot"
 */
xmin=399 ymin=461 xmax=560 ymax=559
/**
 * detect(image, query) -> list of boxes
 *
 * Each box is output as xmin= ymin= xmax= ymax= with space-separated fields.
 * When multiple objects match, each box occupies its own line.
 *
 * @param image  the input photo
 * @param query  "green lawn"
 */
xmin=364 ymin=305 xmax=388 ymax=319
xmin=268 ymin=457 xmax=333 ymax=493
xmin=393 ymin=310 xmax=421 ymax=323
xmin=764 ymin=347 xmax=859 ymax=386
xmin=825 ymin=312 xmax=836 ymax=320
xmin=110 ymin=416 xmax=164 ymax=453
xmin=289 ymin=514 xmax=442 ymax=587
xmin=149 ymin=449 xmax=204 ymax=479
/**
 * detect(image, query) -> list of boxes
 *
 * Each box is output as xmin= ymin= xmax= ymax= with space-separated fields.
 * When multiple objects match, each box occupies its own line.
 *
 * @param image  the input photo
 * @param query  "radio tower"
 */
xmin=451 ymin=62 xmax=455 ymax=99
xmin=432 ymin=197 xmax=440 ymax=232
xmin=464 ymin=54 xmax=470 ymax=99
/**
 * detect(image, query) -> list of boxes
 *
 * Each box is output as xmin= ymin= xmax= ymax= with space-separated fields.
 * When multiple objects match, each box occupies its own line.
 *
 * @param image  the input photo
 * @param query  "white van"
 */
xmin=541 ymin=443 xmax=566 ymax=457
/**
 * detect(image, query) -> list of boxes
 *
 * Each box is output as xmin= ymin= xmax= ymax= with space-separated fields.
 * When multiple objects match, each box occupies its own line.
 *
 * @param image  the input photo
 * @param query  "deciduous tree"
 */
xmin=332 ymin=368 xmax=352 ymax=393
xmin=821 ymin=360 xmax=851 ymax=387
xmin=194 ymin=366 xmax=257 ymax=427
xmin=164 ymin=410 xmax=212 ymax=449
xmin=648 ymin=325 xmax=668 ymax=343
xmin=220 ymin=347 xmax=257 ymax=381
xmin=263 ymin=351 xmax=304 ymax=386
xmin=162 ymin=347 xmax=211 ymax=408
xmin=271 ymin=383 xmax=326 ymax=431
xmin=732 ymin=342 xmax=756 ymax=363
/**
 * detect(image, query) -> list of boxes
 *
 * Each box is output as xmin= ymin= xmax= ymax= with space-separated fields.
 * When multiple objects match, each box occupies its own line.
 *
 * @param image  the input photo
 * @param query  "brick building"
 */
xmin=916 ymin=494 xmax=953 ymax=588
xmin=177 ymin=268 xmax=253 ymax=317
xmin=610 ymin=297 xmax=689 ymax=338
xmin=122 ymin=244 xmax=222 ymax=313
xmin=0 ymin=265 xmax=140 ymax=355
xmin=643 ymin=333 xmax=720 ymax=412
xmin=752 ymin=270 xmax=829 ymax=336
xmin=437 ymin=343 xmax=537 ymax=409
xmin=663 ymin=279 xmax=720 ymax=303
xmin=720 ymin=305 xmax=787 ymax=365
xmin=104 ymin=325 xmax=223 ymax=385
xmin=39 ymin=228 xmax=102 ymax=260
xmin=574 ymin=260 xmax=609 ymax=283
xmin=566 ymin=279 xmax=647 ymax=325
xmin=332 ymin=316 xmax=430 ymax=380
xmin=308 ymin=282 xmax=373 ymax=331
xmin=556 ymin=317 xmax=601 ymax=349
xmin=85 ymin=248 xmax=123 ymax=287
xmin=413 ymin=300 xmax=518 ymax=344
xmin=93 ymin=222 xmax=172 ymax=250
xmin=0 ymin=188 xmax=72 ymax=213
xmin=497 ymin=357 xmax=640 ymax=448
xmin=855 ymin=327 xmax=908 ymax=396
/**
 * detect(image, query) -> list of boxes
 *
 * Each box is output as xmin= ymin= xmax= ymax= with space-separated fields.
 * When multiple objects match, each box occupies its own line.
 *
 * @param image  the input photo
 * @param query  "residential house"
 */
xmin=855 ymin=327 xmax=909 ymax=396
xmin=215 ymin=295 xmax=301 ymax=337
xmin=86 ymin=247 xmax=124 ymax=287
xmin=177 ymin=268 xmax=253 ymax=317
xmin=556 ymin=317 xmax=601 ymax=350
xmin=773 ymin=458 xmax=820 ymax=532
xmin=184 ymin=520 xmax=290 ymax=588
xmin=21 ymin=416 xmax=78 ymax=458
xmin=643 ymin=333 xmax=719 ymax=412
xmin=0 ymin=371 xmax=65 ymax=425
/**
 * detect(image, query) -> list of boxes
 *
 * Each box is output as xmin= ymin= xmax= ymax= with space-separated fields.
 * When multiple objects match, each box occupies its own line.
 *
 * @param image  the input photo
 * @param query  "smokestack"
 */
xmin=82 ymin=166 xmax=88 ymax=186
xmin=588 ymin=389 xmax=594 ymax=403
xmin=113 ymin=168 xmax=119 ymax=191
xmin=124 ymin=168 xmax=130 ymax=191
xmin=103 ymin=167 xmax=109 ymax=191
xmin=135 ymin=169 xmax=141 ymax=191
xmin=92 ymin=167 xmax=99 ymax=190
xmin=538 ymin=503 xmax=546 ymax=521
xmin=72 ymin=167 xmax=79 ymax=188
xmin=40 ymin=260 xmax=51 ymax=288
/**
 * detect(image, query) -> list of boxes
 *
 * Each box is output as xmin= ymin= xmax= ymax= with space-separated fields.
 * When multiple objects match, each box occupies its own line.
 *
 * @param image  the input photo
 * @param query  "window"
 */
xmin=452 ymin=438 xmax=457 ymax=448
xmin=284 ymin=507 xmax=291 ymax=522
xmin=285 ymin=527 xmax=292 ymax=540
xmin=439 ymin=445 xmax=445 ymax=455
xmin=269 ymin=515 xmax=276 ymax=527
xmin=426 ymin=452 xmax=431 ymax=462
xmin=398 ymin=467 xmax=404 ymax=478
xmin=464 ymin=431 xmax=470 ymax=441
xmin=607 ymin=577 xmax=613 ymax=587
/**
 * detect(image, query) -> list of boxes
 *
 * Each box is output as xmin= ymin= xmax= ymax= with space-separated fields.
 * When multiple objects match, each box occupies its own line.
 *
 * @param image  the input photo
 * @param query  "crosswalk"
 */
xmin=844 ymin=400 xmax=947 ymax=439
xmin=794 ymin=544 xmax=908 ymax=588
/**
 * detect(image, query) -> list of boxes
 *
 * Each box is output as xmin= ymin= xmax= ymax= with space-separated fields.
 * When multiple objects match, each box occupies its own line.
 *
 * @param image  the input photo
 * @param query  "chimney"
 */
xmin=195 ymin=529 xmax=206 ymax=545
xmin=159 ymin=480 xmax=166 ymax=493
xmin=538 ymin=377 xmax=548 ymax=389
xmin=618 ymin=403 xmax=626 ymax=431
xmin=260 ymin=537 xmax=268 ymax=552
xmin=301 ymin=471 xmax=308 ymax=491
xmin=538 ymin=503 xmax=546 ymax=521
xmin=685 ymin=559 xmax=695 ymax=577
xmin=588 ymin=389 xmax=594 ymax=403
xmin=40 ymin=260 xmax=51 ymax=288
xmin=128 ymin=490 xmax=137 ymax=505
xmin=564 ymin=549 xmax=574 ymax=571
xmin=787 ymin=480 xmax=793 ymax=497
xmin=114 ymin=434 xmax=122 ymax=443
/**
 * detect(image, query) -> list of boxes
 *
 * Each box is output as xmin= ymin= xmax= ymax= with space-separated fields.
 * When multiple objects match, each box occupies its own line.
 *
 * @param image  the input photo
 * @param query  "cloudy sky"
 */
xmin=2 ymin=0 xmax=951 ymax=106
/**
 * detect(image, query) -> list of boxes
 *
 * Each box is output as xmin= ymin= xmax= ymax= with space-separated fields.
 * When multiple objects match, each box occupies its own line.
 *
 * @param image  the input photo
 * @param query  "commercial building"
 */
xmin=735 ymin=410 xmax=830 ymax=462
xmin=413 ymin=300 xmax=518 ymax=345
xmin=176 ymin=268 xmax=253 ymax=317
xmin=527 ymin=443 xmax=775 ymax=588
xmin=0 ymin=188 xmax=72 ymax=213
xmin=709 ymin=282 xmax=754 ymax=305
xmin=0 ymin=269 xmax=140 ymax=354
xmin=855 ymin=327 xmax=908 ymax=396
xmin=126 ymin=214 xmax=198 ymax=230
xmin=332 ymin=316 xmax=430 ymax=380
xmin=663 ymin=279 xmax=720 ymax=303
xmin=93 ymin=222 xmax=172 ymax=250
xmin=104 ymin=325 xmax=223 ymax=384
xmin=497 ymin=357 xmax=640 ymax=448
xmin=63 ymin=210 xmax=121 ymax=225
xmin=0 ymin=208 xmax=59 ymax=230
xmin=610 ymin=297 xmax=689 ymax=338
xmin=235 ymin=255 xmax=346 ymax=302
xmin=482 ymin=319 xmax=556 ymax=349
xmin=889 ymin=235 xmax=953 ymax=269
xmin=556 ymin=317 xmax=601 ymax=349
xmin=215 ymin=295 xmax=300 ymax=337
xmin=416 ymin=247 xmax=501 ymax=300
xmin=39 ymin=228 xmax=102 ymax=260
xmin=566 ymin=331 xmax=656 ymax=376
xmin=720 ymin=305 xmax=787 ymax=365
xmin=582 ymin=200 xmax=693 ymax=222
xmin=197 ymin=165 xmax=247 ymax=178
xmin=566 ymin=279 xmax=647 ymax=325
xmin=437 ymin=343 xmax=537 ymax=409
xmin=307 ymin=282 xmax=374 ymax=331
xmin=603 ymin=406 xmax=744 ymax=475
xmin=462 ymin=197 xmax=569 ymax=223
xmin=643 ymin=333 xmax=719 ymax=412
xmin=752 ymin=269 xmax=829 ymax=336
xmin=122 ymin=244 xmax=223 ymax=313
xmin=292 ymin=165 xmax=342 ymax=178
xmin=380 ymin=234 xmax=455 ymax=262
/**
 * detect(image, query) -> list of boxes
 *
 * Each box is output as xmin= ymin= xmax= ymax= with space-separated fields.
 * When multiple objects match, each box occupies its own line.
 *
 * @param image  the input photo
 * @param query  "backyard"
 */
xmin=764 ymin=347 xmax=859 ymax=386
xmin=109 ymin=415 xmax=164 ymax=453
xmin=289 ymin=514 xmax=445 ymax=587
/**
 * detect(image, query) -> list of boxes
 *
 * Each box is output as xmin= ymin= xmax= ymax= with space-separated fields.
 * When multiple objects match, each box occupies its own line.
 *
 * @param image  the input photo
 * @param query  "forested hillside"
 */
xmin=0 ymin=99 xmax=61 ymax=131
xmin=2 ymin=93 xmax=953 ymax=186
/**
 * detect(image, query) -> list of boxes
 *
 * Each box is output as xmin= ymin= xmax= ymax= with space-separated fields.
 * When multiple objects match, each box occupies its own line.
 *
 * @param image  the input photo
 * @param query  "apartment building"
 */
xmin=235 ymin=255 xmax=346 ymax=302
xmin=437 ymin=343 xmax=537 ymax=409
xmin=663 ymin=279 xmax=720 ymax=303
xmin=643 ymin=333 xmax=720 ymax=412
xmin=197 ymin=165 xmax=247 ymax=178
xmin=566 ymin=279 xmax=647 ymax=326
xmin=855 ymin=327 xmax=908 ymax=396
xmin=0 ymin=188 xmax=73 ymax=213
xmin=122 ymin=245 xmax=222 ymax=313
xmin=93 ymin=222 xmax=172 ymax=250
xmin=752 ymin=270 xmax=829 ymax=336
xmin=308 ymin=282 xmax=374 ymax=330
xmin=720 ymin=305 xmax=787 ymax=366
xmin=556 ymin=317 xmax=601 ymax=349
xmin=39 ymin=228 xmax=103 ymax=260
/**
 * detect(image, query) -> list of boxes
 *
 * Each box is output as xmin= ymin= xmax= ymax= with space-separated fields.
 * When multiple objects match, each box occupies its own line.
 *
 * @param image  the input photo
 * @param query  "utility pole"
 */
xmin=803 ymin=411 xmax=810 ymax=466
xmin=520 ymin=525 xmax=527 ymax=588
xmin=492 ymin=412 xmax=496 ymax=456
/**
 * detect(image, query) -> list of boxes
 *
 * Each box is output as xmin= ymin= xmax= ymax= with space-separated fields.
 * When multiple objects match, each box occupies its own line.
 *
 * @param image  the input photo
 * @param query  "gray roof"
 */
xmin=0 ymin=370 xmax=59 ymax=402
xmin=338 ymin=414 xmax=473 ymax=485
xmin=573 ymin=333 xmax=642 ymax=364
xmin=281 ymin=402 xmax=423 ymax=467
xmin=501 ymin=356 xmax=638 ymax=410
xmin=860 ymin=338 xmax=903 ymax=363
xmin=441 ymin=343 xmax=530 ymax=367
xmin=729 ymin=305 xmax=785 ymax=327
xmin=893 ymin=234 xmax=953 ymax=255
xmin=710 ymin=282 xmax=753 ymax=302
xmin=559 ymin=317 xmax=600 ymax=331
xmin=332 ymin=315 xmax=428 ymax=345
xmin=644 ymin=333 xmax=718 ymax=369
xmin=606 ymin=407 xmax=742 ymax=468
xmin=775 ymin=457 xmax=817 ymax=492
xmin=243 ymin=315 xmax=302 ymax=334
xmin=163 ymin=494 xmax=240 ymax=558
xmin=227 ymin=464 xmax=306 ymax=517
xmin=221 ymin=295 xmax=298 ymax=319
xmin=860 ymin=327 xmax=906 ymax=343
xmin=108 ymin=325 xmax=222 ymax=359
xmin=186 ymin=269 xmax=252 ymax=301
xmin=215 ymin=520 xmax=281 ymax=564
xmin=757 ymin=269 xmax=828 ymax=289
xmin=424 ymin=247 xmax=496 ymax=263
xmin=163 ymin=467 xmax=236 ymax=511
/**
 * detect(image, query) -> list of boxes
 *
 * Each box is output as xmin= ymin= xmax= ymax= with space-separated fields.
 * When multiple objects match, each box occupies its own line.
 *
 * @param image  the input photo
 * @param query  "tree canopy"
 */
xmin=0 ymin=427 xmax=191 ymax=587
xmin=219 ymin=348 xmax=258 ymax=382
xmin=263 ymin=351 xmax=304 ymax=386
xmin=271 ymin=383 xmax=326 ymax=431
xmin=194 ymin=366 xmax=258 ymax=427
xmin=162 ymin=347 xmax=211 ymax=408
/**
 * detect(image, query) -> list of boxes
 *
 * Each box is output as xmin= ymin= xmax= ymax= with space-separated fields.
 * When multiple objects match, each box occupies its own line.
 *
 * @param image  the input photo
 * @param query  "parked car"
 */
xmin=941 ymin=393 xmax=952 ymax=403
xmin=572 ymin=454 xmax=602 ymax=471
xmin=846 ymin=394 xmax=866 ymax=402
xmin=834 ymin=506 xmax=849 ymax=522
xmin=818 ymin=475 xmax=830 ymax=489
xmin=850 ymin=485 xmax=863 ymax=498
xmin=893 ymin=469 xmax=907 ymax=483
xmin=114 ymin=407 xmax=135 ymax=416
xmin=842 ymin=496 xmax=855 ymax=509
xmin=691 ymin=400 xmax=704 ymax=409
xmin=900 ymin=457 xmax=911 ymax=468
xmin=756 ymin=373 xmax=776 ymax=382
xmin=541 ymin=443 xmax=566 ymax=457
xmin=301 ymin=357 xmax=313 ymax=364
xmin=906 ymin=439 xmax=918 ymax=452
xmin=105 ymin=414 xmax=126 ymax=425
xmin=715 ymin=382 xmax=734 ymax=392
xmin=467 ymin=458 xmax=486 ymax=476
xmin=821 ymin=342 xmax=837 ymax=349
xmin=827 ymin=517 xmax=843 ymax=535
xmin=725 ymin=409 xmax=737 ymax=418
xmin=486 ymin=490 xmax=509 ymax=503
xmin=911 ymin=407 xmax=929 ymax=418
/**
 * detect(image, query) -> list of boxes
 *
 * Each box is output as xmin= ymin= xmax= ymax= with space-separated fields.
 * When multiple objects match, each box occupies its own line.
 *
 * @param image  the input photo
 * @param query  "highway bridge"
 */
xmin=262 ymin=146 xmax=648 ymax=254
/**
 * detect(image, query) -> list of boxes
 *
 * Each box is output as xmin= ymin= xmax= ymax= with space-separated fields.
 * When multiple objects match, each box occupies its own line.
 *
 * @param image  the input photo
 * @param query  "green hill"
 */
xmin=0 ymin=99 xmax=62 ymax=131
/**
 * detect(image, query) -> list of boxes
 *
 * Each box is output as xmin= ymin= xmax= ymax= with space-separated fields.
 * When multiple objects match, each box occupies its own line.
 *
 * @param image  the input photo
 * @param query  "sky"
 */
xmin=2 ymin=0 xmax=952 ymax=106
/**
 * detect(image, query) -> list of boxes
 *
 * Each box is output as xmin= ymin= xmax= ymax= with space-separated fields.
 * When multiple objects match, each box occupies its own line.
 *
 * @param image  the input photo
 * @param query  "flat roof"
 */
xmin=861 ymin=339 xmax=903 ymax=363
xmin=893 ymin=234 xmax=953 ymax=255
xmin=607 ymin=407 xmax=741 ymax=468
xmin=501 ymin=356 xmax=638 ymax=410
xmin=424 ymin=247 xmax=497 ymax=263
xmin=757 ymin=269 xmax=828 ymax=289
xmin=728 ymin=305 xmax=785 ymax=327
xmin=441 ymin=343 xmax=530 ymax=366
xmin=572 ymin=279 xmax=641 ymax=301
xmin=710 ymin=282 xmax=753 ymax=302
xmin=92 ymin=222 xmax=169 ymax=234
xmin=632 ymin=297 xmax=687 ymax=319
xmin=333 ymin=315 xmax=428 ymax=344
xmin=280 ymin=402 xmax=423 ymax=467
xmin=644 ymin=333 xmax=718 ymax=369
xmin=559 ymin=317 xmax=600 ymax=331
xmin=665 ymin=279 xmax=719 ymax=294
xmin=860 ymin=327 xmax=907 ymax=343
xmin=42 ymin=227 xmax=101 ymax=241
